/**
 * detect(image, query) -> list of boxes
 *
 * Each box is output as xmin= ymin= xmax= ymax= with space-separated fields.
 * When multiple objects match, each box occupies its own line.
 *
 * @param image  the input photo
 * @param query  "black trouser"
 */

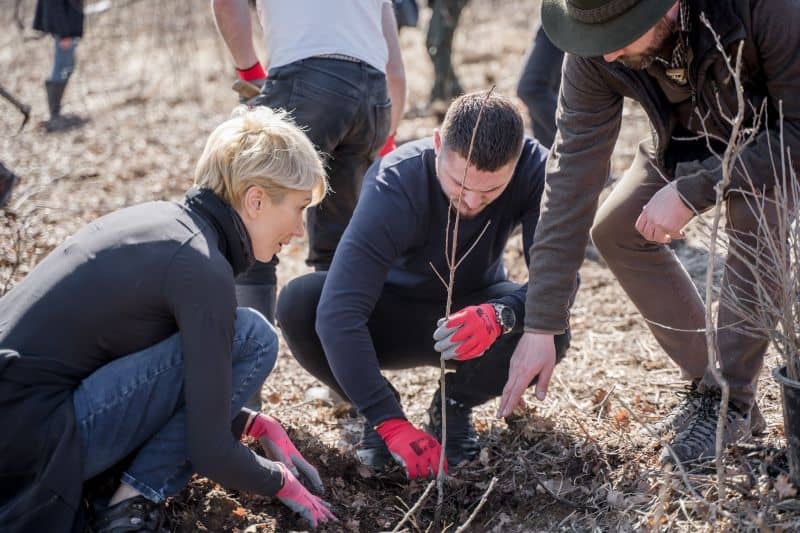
xmin=516 ymin=24 xmax=564 ymax=149
xmin=276 ymin=272 xmax=570 ymax=410
xmin=237 ymin=58 xmax=392 ymax=320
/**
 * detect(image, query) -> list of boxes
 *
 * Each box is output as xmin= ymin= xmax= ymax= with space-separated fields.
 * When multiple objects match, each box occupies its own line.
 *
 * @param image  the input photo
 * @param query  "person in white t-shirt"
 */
xmin=212 ymin=0 xmax=406 ymax=411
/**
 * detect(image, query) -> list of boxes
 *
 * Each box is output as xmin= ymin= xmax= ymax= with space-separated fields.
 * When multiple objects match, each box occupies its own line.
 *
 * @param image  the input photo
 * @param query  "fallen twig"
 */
xmin=454 ymin=477 xmax=497 ymax=533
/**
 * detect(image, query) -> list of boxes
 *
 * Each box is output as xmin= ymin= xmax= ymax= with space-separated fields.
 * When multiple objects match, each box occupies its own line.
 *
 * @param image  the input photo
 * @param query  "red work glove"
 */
xmin=275 ymin=462 xmax=337 ymax=528
xmin=433 ymin=304 xmax=501 ymax=361
xmin=378 ymin=133 xmax=396 ymax=156
xmin=237 ymin=61 xmax=267 ymax=82
xmin=376 ymin=418 xmax=447 ymax=480
xmin=245 ymin=413 xmax=324 ymax=493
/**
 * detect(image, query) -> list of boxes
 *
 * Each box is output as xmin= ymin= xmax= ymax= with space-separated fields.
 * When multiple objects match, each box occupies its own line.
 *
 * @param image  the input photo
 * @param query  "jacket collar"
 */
xmin=184 ymin=187 xmax=254 ymax=276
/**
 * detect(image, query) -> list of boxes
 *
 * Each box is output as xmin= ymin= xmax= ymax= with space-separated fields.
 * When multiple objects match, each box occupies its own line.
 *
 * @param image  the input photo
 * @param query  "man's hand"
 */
xmin=376 ymin=418 xmax=447 ymax=480
xmin=433 ymin=304 xmax=501 ymax=361
xmin=245 ymin=413 xmax=324 ymax=494
xmin=275 ymin=463 xmax=337 ymax=528
xmin=497 ymin=332 xmax=556 ymax=418
xmin=635 ymin=183 xmax=694 ymax=244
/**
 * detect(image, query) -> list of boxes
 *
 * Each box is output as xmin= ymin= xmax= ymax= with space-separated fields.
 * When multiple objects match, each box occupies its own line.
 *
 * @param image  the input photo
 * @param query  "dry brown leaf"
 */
xmin=612 ymin=408 xmax=630 ymax=428
xmin=356 ymin=464 xmax=373 ymax=478
xmin=775 ymin=474 xmax=798 ymax=499
xmin=592 ymin=388 xmax=609 ymax=405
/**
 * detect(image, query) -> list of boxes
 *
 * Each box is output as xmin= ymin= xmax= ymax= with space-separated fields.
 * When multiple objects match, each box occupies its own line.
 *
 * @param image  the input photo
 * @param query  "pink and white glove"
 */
xmin=245 ymin=413 xmax=324 ymax=493
xmin=275 ymin=462 xmax=337 ymax=528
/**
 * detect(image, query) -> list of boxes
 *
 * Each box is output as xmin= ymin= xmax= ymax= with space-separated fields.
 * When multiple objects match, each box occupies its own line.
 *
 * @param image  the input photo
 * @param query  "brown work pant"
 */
xmin=591 ymin=142 xmax=780 ymax=410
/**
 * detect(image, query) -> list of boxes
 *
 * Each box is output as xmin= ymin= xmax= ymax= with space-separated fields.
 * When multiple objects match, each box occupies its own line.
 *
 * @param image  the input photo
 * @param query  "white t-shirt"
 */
xmin=257 ymin=0 xmax=391 ymax=73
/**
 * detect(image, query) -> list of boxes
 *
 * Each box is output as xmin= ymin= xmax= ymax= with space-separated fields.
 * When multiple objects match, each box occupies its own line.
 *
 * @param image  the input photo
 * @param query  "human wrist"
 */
xmin=237 ymin=61 xmax=266 ymax=82
xmin=243 ymin=411 xmax=259 ymax=435
xmin=488 ymin=303 xmax=514 ymax=335
xmin=375 ymin=418 xmax=410 ymax=439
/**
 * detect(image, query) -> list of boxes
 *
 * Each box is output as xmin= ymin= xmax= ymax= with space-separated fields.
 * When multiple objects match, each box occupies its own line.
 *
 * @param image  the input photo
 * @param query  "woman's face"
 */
xmin=236 ymin=186 xmax=312 ymax=262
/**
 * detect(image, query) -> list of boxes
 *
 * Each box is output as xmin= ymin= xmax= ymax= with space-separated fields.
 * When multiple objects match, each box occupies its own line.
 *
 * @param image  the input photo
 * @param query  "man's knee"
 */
xmin=589 ymin=213 xmax=618 ymax=257
xmin=276 ymin=272 xmax=326 ymax=341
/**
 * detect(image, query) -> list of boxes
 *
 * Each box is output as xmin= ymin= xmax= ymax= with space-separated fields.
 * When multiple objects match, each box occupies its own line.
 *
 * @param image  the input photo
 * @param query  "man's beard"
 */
xmin=617 ymin=16 xmax=678 ymax=70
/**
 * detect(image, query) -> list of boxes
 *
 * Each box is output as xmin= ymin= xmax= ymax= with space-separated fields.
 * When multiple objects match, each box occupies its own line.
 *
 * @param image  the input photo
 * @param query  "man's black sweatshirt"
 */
xmin=316 ymin=137 xmax=548 ymax=427
xmin=0 ymin=188 xmax=282 ymax=530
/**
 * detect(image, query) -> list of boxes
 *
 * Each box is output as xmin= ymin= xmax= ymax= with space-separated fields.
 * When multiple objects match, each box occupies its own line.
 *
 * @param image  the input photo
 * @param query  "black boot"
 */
xmin=425 ymin=391 xmax=480 ymax=467
xmin=0 ymin=161 xmax=19 ymax=208
xmin=45 ymin=79 xmax=65 ymax=119
xmin=91 ymin=496 xmax=166 ymax=533
xmin=235 ymin=283 xmax=276 ymax=411
xmin=356 ymin=423 xmax=393 ymax=469
xmin=43 ymin=79 xmax=86 ymax=132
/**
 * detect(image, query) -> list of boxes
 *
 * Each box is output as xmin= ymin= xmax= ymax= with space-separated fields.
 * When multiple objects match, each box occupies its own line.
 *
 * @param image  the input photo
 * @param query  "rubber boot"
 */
xmin=235 ymin=283 xmax=277 ymax=411
xmin=44 ymin=79 xmax=86 ymax=132
xmin=0 ymin=161 xmax=19 ymax=208
xmin=45 ymin=79 xmax=65 ymax=119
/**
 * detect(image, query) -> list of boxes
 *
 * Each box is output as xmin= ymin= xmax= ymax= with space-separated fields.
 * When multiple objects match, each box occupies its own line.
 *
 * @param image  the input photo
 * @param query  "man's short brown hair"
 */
xmin=439 ymin=91 xmax=525 ymax=171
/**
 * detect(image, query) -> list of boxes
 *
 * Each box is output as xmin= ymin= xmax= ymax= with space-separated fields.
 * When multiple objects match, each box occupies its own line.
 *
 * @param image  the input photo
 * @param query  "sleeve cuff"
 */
xmin=674 ymin=159 xmax=723 ymax=212
xmin=361 ymin=394 xmax=406 ymax=428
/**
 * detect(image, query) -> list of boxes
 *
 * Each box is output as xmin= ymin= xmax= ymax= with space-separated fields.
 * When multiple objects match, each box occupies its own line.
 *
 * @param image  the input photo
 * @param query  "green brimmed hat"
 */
xmin=541 ymin=0 xmax=677 ymax=57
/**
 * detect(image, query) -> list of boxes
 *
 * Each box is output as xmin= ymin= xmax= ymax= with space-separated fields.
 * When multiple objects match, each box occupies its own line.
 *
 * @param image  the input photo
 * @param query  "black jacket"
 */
xmin=33 ymin=0 xmax=84 ymax=38
xmin=0 ymin=188 xmax=283 ymax=532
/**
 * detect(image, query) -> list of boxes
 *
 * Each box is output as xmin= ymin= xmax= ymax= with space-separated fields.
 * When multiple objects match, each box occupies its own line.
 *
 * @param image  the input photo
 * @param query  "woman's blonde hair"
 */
xmin=194 ymin=106 xmax=327 ymax=208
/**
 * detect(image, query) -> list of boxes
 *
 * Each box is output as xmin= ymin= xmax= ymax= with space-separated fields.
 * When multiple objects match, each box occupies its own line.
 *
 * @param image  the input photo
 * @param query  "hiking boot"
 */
xmin=425 ymin=392 xmax=481 ymax=467
xmin=661 ymin=392 xmax=753 ymax=466
xmin=646 ymin=381 xmax=705 ymax=438
xmin=91 ymin=495 xmax=166 ymax=533
xmin=355 ymin=422 xmax=392 ymax=469
xmin=750 ymin=401 xmax=767 ymax=436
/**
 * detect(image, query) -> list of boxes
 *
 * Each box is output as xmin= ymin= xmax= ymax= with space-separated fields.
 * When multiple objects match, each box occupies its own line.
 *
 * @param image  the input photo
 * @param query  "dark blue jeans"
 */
xmin=239 ymin=57 xmax=392 ymax=298
xmin=516 ymin=24 xmax=564 ymax=149
xmin=72 ymin=308 xmax=278 ymax=502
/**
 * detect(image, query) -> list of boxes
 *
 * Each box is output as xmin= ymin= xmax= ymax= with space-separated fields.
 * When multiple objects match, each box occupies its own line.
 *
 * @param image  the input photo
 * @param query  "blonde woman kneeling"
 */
xmin=0 ymin=107 xmax=335 ymax=532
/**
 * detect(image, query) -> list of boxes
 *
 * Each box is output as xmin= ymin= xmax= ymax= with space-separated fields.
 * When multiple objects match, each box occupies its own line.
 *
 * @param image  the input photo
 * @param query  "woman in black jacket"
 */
xmin=0 ymin=107 xmax=336 ymax=531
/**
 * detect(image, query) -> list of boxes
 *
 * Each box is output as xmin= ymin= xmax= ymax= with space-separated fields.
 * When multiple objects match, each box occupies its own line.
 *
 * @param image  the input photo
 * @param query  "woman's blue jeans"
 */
xmin=72 ymin=308 xmax=278 ymax=502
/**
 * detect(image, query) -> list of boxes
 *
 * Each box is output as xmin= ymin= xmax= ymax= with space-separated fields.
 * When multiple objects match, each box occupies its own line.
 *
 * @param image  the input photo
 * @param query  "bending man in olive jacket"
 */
xmin=511 ymin=0 xmax=800 ymax=466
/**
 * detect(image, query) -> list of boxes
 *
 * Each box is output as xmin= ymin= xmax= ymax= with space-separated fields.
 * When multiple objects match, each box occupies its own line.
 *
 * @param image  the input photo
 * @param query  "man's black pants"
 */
xmin=277 ymin=272 xmax=570 ymax=410
xmin=236 ymin=57 xmax=392 ymax=322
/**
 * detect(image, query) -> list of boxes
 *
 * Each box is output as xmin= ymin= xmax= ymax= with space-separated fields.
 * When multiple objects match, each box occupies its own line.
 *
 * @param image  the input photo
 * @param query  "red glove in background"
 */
xmin=433 ymin=304 xmax=501 ymax=361
xmin=275 ymin=462 xmax=337 ymax=528
xmin=376 ymin=418 xmax=447 ymax=480
xmin=237 ymin=61 xmax=267 ymax=82
xmin=378 ymin=133 xmax=396 ymax=156
xmin=246 ymin=413 xmax=324 ymax=493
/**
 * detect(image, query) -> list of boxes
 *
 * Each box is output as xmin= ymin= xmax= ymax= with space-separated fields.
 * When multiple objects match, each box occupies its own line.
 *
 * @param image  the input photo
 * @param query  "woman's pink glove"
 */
xmin=245 ymin=413 xmax=324 ymax=493
xmin=275 ymin=462 xmax=337 ymax=528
